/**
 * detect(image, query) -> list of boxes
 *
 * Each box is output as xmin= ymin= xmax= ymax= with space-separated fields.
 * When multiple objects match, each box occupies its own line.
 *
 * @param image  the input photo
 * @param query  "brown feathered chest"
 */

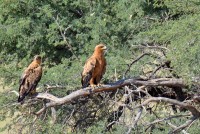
xmin=81 ymin=47 xmax=107 ymax=88
xmin=18 ymin=60 xmax=42 ymax=102
xmin=92 ymin=56 xmax=106 ymax=78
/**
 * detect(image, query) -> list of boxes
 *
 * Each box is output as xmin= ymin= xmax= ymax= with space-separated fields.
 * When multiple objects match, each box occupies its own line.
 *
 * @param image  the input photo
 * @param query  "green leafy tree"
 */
xmin=0 ymin=0 xmax=200 ymax=133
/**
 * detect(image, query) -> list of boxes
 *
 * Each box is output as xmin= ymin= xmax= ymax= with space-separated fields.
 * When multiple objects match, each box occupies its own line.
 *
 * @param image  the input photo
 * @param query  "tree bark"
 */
xmin=34 ymin=78 xmax=185 ymax=115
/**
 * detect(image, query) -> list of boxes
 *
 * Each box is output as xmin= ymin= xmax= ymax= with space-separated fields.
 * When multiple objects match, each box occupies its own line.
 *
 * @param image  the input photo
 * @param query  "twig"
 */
xmin=144 ymin=16 xmax=159 ymax=21
xmin=145 ymin=114 xmax=190 ymax=131
xmin=134 ymin=97 xmax=200 ymax=133
xmin=53 ymin=15 xmax=78 ymax=59
xmin=170 ymin=116 xmax=197 ymax=134
xmin=148 ymin=61 xmax=170 ymax=79
xmin=7 ymin=78 xmax=185 ymax=116
xmin=134 ymin=97 xmax=200 ymax=117
xmin=51 ymin=107 xmax=56 ymax=124
xmin=62 ymin=107 xmax=76 ymax=125
xmin=126 ymin=108 xmax=143 ymax=134
xmin=168 ymin=122 xmax=189 ymax=134
xmin=132 ymin=44 xmax=169 ymax=51
xmin=44 ymin=84 xmax=66 ymax=90
xmin=133 ymin=108 xmax=143 ymax=128
xmin=106 ymin=121 xmax=117 ymax=131
xmin=33 ymin=78 xmax=185 ymax=115
xmin=124 ymin=53 xmax=151 ymax=76
xmin=10 ymin=90 xmax=19 ymax=96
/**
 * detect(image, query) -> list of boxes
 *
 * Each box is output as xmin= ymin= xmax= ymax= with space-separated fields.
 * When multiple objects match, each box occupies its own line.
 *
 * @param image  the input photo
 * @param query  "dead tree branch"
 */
xmin=145 ymin=114 xmax=190 ymax=131
xmin=132 ymin=43 xmax=169 ymax=51
xmin=126 ymin=107 xmax=143 ymax=134
xmin=170 ymin=116 xmax=197 ymax=134
xmin=53 ymin=15 xmax=78 ymax=59
xmin=148 ymin=60 xmax=171 ymax=79
xmin=34 ymin=78 xmax=185 ymax=115
xmin=124 ymin=53 xmax=151 ymax=76
xmin=44 ymin=84 xmax=66 ymax=90
xmin=134 ymin=97 xmax=200 ymax=117
xmin=134 ymin=97 xmax=200 ymax=133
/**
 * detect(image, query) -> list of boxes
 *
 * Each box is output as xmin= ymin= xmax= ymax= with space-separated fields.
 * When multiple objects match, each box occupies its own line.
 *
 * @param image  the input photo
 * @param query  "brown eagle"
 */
xmin=18 ymin=55 xmax=42 ymax=102
xmin=81 ymin=44 xmax=107 ymax=88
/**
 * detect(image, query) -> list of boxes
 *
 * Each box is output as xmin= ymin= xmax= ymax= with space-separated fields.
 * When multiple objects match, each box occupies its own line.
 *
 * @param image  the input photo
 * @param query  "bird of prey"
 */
xmin=18 ymin=55 xmax=42 ymax=103
xmin=81 ymin=44 xmax=107 ymax=88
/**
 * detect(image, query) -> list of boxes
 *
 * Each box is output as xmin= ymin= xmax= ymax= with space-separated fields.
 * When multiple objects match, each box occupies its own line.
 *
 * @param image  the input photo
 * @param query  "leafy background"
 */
xmin=0 ymin=0 xmax=200 ymax=133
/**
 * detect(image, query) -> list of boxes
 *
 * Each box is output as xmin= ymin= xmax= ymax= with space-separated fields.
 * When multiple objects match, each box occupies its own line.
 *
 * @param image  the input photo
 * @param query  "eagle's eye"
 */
xmin=35 ymin=56 xmax=41 ymax=60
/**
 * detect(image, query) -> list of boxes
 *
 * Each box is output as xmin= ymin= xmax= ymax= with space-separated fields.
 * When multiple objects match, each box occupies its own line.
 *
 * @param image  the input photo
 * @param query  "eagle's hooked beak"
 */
xmin=102 ymin=46 xmax=107 ymax=50
xmin=103 ymin=46 xmax=108 ymax=55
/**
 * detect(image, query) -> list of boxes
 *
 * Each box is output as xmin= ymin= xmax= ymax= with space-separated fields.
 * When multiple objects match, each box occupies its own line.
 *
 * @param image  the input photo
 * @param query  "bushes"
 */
xmin=0 ymin=0 xmax=200 ymax=133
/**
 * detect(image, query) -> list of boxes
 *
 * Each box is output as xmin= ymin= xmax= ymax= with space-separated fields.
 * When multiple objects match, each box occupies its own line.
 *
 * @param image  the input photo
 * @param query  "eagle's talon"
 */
xmin=97 ymin=84 xmax=103 ymax=87
xmin=81 ymin=44 xmax=107 ymax=91
xmin=90 ymin=84 xmax=97 ymax=90
xmin=18 ymin=55 xmax=42 ymax=103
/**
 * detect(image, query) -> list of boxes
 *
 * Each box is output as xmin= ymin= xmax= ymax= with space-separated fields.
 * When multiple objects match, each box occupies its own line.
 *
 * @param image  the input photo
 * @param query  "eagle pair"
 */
xmin=18 ymin=44 xmax=107 ymax=102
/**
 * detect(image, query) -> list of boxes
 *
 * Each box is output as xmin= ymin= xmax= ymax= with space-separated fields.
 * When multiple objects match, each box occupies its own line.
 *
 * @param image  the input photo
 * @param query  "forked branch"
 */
xmin=34 ymin=78 xmax=185 ymax=115
xmin=134 ymin=97 xmax=200 ymax=133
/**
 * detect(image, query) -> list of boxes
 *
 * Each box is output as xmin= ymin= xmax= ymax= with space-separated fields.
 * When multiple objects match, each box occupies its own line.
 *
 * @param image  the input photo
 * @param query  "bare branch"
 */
xmin=10 ymin=90 xmax=19 ymax=96
xmin=51 ymin=107 xmax=56 ymax=124
xmin=168 ymin=122 xmax=189 ymax=134
xmin=62 ymin=107 xmax=76 ymax=125
xmin=170 ymin=116 xmax=197 ymax=134
xmin=53 ymin=15 xmax=78 ymax=59
xmin=124 ymin=53 xmax=151 ymax=76
xmin=144 ymin=16 xmax=159 ymax=21
xmin=132 ymin=43 xmax=169 ymax=51
xmin=44 ymin=84 xmax=66 ymax=90
xmin=134 ymin=97 xmax=200 ymax=117
xmin=34 ymin=78 xmax=185 ymax=115
xmin=133 ymin=97 xmax=200 ymax=133
xmin=126 ymin=108 xmax=143 ymax=134
xmin=148 ymin=61 xmax=171 ymax=79
xmin=54 ymin=15 xmax=67 ymax=41
xmin=145 ymin=114 xmax=190 ymax=131
xmin=36 ymin=92 xmax=62 ymax=102
xmin=133 ymin=108 xmax=143 ymax=128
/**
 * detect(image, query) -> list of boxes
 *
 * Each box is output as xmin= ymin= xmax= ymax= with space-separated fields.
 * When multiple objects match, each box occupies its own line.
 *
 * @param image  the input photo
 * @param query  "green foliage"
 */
xmin=1 ymin=0 xmax=200 ymax=133
xmin=136 ymin=13 xmax=200 ymax=83
xmin=85 ymin=120 xmax=106 ymax=134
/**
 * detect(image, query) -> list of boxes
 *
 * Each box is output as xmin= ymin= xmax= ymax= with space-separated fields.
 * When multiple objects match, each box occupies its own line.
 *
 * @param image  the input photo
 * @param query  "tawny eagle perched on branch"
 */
xmin=18 ymin=55 xmax=42 ymax=103
xmin=81 ymin=44 xmax=107 ymax=88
